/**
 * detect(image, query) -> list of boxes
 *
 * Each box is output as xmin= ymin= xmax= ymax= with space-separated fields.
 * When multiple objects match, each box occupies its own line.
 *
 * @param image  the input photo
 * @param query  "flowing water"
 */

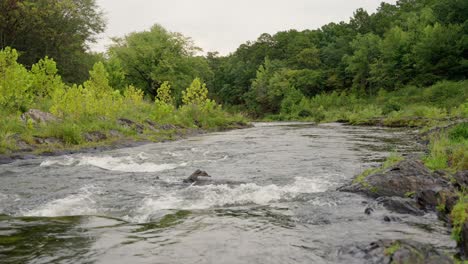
xmin=0 ymin=122 xmax=455 ymax=263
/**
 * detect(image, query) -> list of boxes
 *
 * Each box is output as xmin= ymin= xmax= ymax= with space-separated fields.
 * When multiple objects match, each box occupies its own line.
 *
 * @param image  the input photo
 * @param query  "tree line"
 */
xmin=0 ymin=0 xmax=466 ymax=117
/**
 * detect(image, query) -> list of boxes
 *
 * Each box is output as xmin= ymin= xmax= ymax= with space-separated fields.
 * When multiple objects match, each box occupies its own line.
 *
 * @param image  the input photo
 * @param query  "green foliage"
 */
xmin=450 ymin=123 xmax=468 ymax=142
xmin=424 ymin=124 xmax=468 ymax=171
xmin=42 ymin=122 xmax=84 ymax=145
xmin=353 ymin=153 xmax=403 ymax=184
xmin=451 ymin=195 xmax=468 ymax=242
xmin=0 ymin=47 xmax=32 ymax=111
xmin=182 ymin=78 xmax=210 ymax=106
xmin=30 ymin=57 xmax=64 ymax=98
xmin=0 ymin=0 xmax=106 ymax=83
xmin=156 ymin=81 xmax=174 ymax=105
xmin=108 ymin=24 xmax=211 ymax=99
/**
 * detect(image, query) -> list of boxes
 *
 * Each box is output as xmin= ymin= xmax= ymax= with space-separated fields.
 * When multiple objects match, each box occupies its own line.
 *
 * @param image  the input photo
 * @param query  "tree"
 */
xmin=156 ymin=81 xmax=173 ymax=105
xmin=108 ymin=24 xmax=211 ymax=100
xmin=0 ymin=0 xmax=105 ymax=83
xmin=413 ymin=23 xmax=465 ymax=84
xmin=182 ymin=78 xmax=209 ymax=106
xmin=369 ymin=26 xmax=413 ymax=90
xmin=344 ymin=33 xmax=381 ymax=94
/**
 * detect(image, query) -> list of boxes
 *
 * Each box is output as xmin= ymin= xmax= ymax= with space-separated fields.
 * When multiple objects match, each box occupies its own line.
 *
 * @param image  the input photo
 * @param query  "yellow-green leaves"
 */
xmin=30 ymin=57 xmax=64 ymax=98
xmin=0 ymin=48 xmax=33 ymax=111
xmin=156 ymin=81 xmax=173 ymax=105
xmin=182 ymin=78 xmax=209 ymax=106
xmin=84 ymin=62 xmax=112 ymax=96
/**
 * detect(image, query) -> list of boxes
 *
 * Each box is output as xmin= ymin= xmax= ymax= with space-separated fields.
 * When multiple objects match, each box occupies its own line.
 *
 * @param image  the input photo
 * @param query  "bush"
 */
xmin=449 ymin=123 xmax=468 ymax=141
xmin=182 ymin=78 xmax=209 ymax=106
xmin=0 ymin=48 xmax=33 ymax=111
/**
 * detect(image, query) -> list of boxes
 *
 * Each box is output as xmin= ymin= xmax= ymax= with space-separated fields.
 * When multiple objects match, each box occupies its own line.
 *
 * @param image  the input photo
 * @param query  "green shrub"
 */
xmin=42 ymin=122 xmax=83 ymax=145
xmin=0 ymin=48 xmax=33 ymax=111
xmin=449 ymin=123 xmax=468 ymax=141
xmin=30 ymin=57 xmax=64 ymax=98
xmin=451 ymin=195 xmax=468 ymax=242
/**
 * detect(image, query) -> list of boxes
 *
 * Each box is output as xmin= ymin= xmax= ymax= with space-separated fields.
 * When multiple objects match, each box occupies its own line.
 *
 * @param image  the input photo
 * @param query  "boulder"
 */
xmin=416 ymin=188 xmax=442 ymax=211
xmin=183 ymin=169 xmax=211 ymax=183
xmin=341 ymin=159 xmax=447 ymax=198
xmin=21 ymin=109 xmax=58 ymax=124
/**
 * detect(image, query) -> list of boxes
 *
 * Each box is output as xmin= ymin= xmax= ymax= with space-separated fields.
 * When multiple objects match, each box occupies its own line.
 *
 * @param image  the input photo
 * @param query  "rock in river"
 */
xmin=340 ymin=159 xmax=448 ymax=198
xmin=183 ymin=169 xmax=211 ymax=183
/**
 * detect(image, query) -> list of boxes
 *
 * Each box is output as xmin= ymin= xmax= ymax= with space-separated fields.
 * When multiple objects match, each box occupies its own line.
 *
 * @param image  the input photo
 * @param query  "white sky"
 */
xmin=90 ymin=0 xmax=397 ymax=55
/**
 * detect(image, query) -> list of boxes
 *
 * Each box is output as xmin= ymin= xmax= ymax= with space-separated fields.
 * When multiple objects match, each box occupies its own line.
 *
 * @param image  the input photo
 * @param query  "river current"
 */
xmin=0 ymin=122 xmax=454 ymax=263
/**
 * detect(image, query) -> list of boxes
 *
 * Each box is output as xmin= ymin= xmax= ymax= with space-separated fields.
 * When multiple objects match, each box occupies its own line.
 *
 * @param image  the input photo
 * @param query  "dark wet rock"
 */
xmin=83 ymin=131 xmax=107 ymax=142
xmin=20 ymin=109 xmax=59 ymax=124
xmin=337 ymin=239 xmax=453 ymax=264
xmin=183 ymin=169 xmax=211 ymax=183
xmin=454 ymin=171 xmax=468 ymax=189
xmin=376 ymin=196 xmax=425 ymax=216
xmin=416 ymin=187 xmax=443 ymax=211
xmin=365 ymin=207 xmax=374 ymax=215
xmin=341 ymin=159 xmax=447 ymax=198
xmin=383 ymin=215 xmax=401 ymax=222
xmin=118 ymin=118 xmax=145 ymax=133
xmin=436 ymin=190 xmax=459 ymax=220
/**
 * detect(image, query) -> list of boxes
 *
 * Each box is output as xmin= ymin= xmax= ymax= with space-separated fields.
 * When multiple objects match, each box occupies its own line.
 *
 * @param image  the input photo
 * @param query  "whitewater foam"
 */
xmin=23 ymin=186 xmax=99 ymax=217
xmin=40 ymin=154 xmax=186 ymax=173
xmin=127 ymin=177 xmax=326 ymax=222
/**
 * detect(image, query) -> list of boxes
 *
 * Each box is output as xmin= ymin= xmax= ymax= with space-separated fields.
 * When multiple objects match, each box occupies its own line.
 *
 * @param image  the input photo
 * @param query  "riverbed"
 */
xmin=0 ymin=122 xmax=454 ymax=263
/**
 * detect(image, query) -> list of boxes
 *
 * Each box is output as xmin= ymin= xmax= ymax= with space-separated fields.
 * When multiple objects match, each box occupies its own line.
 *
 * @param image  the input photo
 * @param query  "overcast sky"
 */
xmin=91 ymin=0 xmax=397 ymax=55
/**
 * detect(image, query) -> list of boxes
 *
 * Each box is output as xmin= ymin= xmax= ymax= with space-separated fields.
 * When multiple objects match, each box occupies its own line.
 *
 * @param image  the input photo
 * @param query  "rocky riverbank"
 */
xmin=0 ymin=109 xmax=252 ymax=165
xmin=339 ymin=122 xmax=468 ymax=263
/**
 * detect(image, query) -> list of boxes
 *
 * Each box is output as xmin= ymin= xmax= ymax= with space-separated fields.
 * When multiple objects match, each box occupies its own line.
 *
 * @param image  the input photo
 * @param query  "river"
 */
xmin=0 ymin=122 xmax=454 ymax=263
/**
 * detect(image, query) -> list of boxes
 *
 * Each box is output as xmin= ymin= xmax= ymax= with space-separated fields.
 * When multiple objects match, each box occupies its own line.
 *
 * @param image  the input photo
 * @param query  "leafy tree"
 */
xmin=413 ymin=23 xmax=465 ymax=84
xmin=156 ymin=81 xmax=174 ymax=105
xmin=30 ymin=57 xmax=64 ymax=98
xmin=0 ymin=47 xmax=32 ymax=110
xmin=83 ymin=62 xmax=112 ymax=95
xmin=0 ymin=0 xmax=105 ymax=83
xmin=344 ymin=33 xmax=381 ymax=94
xmin=182 ymin=78 xmax=209 ymax=106
xmin=108 ymin=24 xmax=211 ymax=100
xmin=369 ymin=26 xmax=412 ymax=90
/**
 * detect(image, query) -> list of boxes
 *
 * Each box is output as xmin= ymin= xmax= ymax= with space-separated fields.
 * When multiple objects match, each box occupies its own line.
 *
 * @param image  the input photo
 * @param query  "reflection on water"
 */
xmin=0 ymin=123 xmax=453 ymax=264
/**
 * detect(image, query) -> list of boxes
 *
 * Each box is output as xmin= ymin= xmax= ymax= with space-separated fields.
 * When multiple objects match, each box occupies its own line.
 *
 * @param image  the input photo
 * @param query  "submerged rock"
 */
xmin=183 ymin=169 xmax=211 ymax=183
xmin=341 ymin=159 xmax=447 ymax=198
xmin=338 ymin=239 xmax=453 ymax=264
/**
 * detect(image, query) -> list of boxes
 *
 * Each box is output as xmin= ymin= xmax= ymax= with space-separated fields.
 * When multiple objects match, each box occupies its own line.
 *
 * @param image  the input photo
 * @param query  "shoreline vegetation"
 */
xmin=0 ymin=48 xmax=248 ymax=162
xmin=0 ymin=0 xmax=467 ymax=262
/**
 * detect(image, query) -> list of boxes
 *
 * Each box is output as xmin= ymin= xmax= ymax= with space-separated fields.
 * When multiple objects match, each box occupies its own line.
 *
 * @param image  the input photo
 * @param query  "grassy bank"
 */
xmin=266 ymin=80 xmax=468 ymax=127
xmin=0 ymin=48 xmax=248 ymax=156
